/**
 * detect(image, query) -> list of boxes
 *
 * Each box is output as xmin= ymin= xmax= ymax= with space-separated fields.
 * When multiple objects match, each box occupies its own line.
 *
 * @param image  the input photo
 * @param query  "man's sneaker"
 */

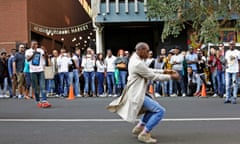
xmin=37 ymin=102 xmax=43 ymax=108
xmin=0 ymin=95 xmax=4 ymax=98
xmin=182 ymin=93 xmax=186 ymax=97
xmin=224 ymin=100 xmax=231 ymax=104
xmin=41 ymin=101 xmax=52 ymax=108
xmin=132 ymin=126 xmax=144 ymax=135
xmin=18 ymin=95 xmax=23 ymax=99
xmin=99 ymin=94 xmax=106 ymax=97
xmin=113 ymin=94 xmax=118 ymax=97
xmin=154 ymin=93 xmax=161 ymax=98
xmin=212 ymin=93 xmax=218 ymax=97
xmin=76 ymin=94 xmax=82 ymax=98
xmin=223 ymin=94 xmax=226 ymax=98
xmin=170 ymin=93 xmax=177 ymax=97
xmin=108 ymin=94 xmax=112 ymax=97
xmin=138 ymin=132 xmax=157 ymax=144
xmin=3 ymin=95 xmax=9 ymax=98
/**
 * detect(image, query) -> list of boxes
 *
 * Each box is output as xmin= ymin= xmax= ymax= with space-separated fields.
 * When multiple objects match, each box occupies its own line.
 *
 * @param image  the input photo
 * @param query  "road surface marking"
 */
xmin=0 ymin=118 xmax=240 ymax=122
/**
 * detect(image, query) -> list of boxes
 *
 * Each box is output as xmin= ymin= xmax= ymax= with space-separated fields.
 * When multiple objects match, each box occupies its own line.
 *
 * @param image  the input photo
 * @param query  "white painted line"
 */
xmin=0 ymin=118 xmax=240 ymax=122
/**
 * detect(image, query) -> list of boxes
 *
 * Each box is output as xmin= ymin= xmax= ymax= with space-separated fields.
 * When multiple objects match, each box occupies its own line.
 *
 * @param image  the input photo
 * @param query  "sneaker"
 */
xmin=3 ymin=95 xmax=9 ymax=98
xmin=132 ymin=126 xmax=144 ymax=135
xmin=108 ymin=94 xmax=112 ymax=97
xmin=138 ymin=132 xmax=157 ymax=144
xmin=212 ymin=93 xmax=218 ymax=97
xmin=113 ymin=94 xmax=118 ymax=97
xmin=224 ymin=100 xmax=231 ymax=104
xmin=223 ymin=94 xmax=226 ymax=98
xmin=170 ymin=93 xmax=177 ymax=97
xmin=76 ymin=94 xmax=82 ymax=98
xmin=41 ymin=101 xmax=52 ymax=108
xmin=37 ymin=102 xmax=42 ymax=108
xmin=18 ymin=95 xmax=23 ymax=99
xmin=154 ymin=93 xmax=161 ymax=98
xmin=99 ymin=94 xmax=106 ymax=97
xmin=0 ymin=95 xmax=4 ymax=98
xmin=182 ymin=93 xmax=186 ymax=97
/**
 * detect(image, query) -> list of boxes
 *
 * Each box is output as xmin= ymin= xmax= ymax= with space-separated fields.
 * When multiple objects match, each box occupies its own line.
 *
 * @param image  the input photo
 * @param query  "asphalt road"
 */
xmin=0 ymin=97 xmax=240 ymax=144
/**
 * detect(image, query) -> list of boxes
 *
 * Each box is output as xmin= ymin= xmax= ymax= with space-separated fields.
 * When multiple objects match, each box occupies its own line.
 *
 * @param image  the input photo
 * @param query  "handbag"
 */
xmin=44 ymin=66 xmax=54 ymax=79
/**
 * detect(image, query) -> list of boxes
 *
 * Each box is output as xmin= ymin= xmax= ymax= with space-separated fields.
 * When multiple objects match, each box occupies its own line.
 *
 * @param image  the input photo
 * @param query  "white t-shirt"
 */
xmin=225 ymin=49 xmax=240 ymax=73
xmin=96 ymin=60 xmax=106 ymax=73
xmin=105 ymin=55 xmax=116 ymax=72
xmin=170 ymin=54 xmax=184 ymax=71
xmin=81 ymin=54 xmax=95 ymax=72
xmin=25 ymin=48 xmax=45 ymax=73
xmin=57 ymin=55 xmax=72 ymax=73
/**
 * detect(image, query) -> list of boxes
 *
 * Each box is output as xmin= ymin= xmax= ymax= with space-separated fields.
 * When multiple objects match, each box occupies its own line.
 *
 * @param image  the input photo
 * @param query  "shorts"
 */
xmin=16 ymin=73 xmax=25 ymax=88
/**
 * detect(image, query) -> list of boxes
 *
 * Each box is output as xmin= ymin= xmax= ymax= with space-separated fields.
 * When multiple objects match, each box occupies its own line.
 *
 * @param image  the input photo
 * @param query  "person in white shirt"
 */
xmin=105 ymin=49 xmax=117 ymax=97
xmin=57 ymin=48 xmax=72 ymax=97
xmin=25 ymin=40 xmax=51 ymax=108
xmin=81 ymin=48 xmax=96 ymax=97
xmin=170 ymin=46 xmax=186 ymax=97
xmin=50 ymin=49 xmax=60 ymax=96
xmin=96 ymin=53 xmax=106 ymax=97
xmin=224 ymin=41 xmax=240 ymax=104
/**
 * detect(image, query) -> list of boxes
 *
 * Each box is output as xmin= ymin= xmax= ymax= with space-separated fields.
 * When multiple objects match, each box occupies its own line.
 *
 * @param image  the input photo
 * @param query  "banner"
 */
xmin=30 ymin=21 xmax=92 ymax=36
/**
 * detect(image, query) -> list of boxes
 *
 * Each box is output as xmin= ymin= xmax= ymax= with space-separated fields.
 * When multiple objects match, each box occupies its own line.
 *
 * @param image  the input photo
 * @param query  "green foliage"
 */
xmin=147 ymin=0 xmax=240 ymax=43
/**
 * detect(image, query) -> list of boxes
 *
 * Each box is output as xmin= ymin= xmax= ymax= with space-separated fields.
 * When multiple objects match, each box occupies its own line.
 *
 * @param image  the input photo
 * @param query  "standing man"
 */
xmin=13 ymin=44 xmax=26 ymax=99
xmin=57 ymin=48 xmax=72 ymax=97
xmin=72 ymin=48 xmax=81 ymax=97
xmin=105 ymin=49 xmax=117 ymax=97
xmin=7 ymin=48 xmax=17 ymax=98
xmin=51 ymin=49 xmax=60 ymax=96
xmin=170 ymin=46 xmax=186 ymax=96
xmin=224 ymin=41 xmax=240 ymax=104
xmin=186 ymin=47 xmax=198 ymax=73
xmin=25 ymin=40 xmax=52 ymax=108
xmin=107 ymin=42 xmax=179 ymax=144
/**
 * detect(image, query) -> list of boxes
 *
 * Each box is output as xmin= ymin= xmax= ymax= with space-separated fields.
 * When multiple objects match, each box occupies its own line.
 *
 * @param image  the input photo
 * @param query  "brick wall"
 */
xmin=0 ymin=0 xmax=28 ymax=53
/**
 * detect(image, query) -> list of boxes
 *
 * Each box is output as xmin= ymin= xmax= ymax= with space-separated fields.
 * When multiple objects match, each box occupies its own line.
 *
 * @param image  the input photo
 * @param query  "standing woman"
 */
xmin=96 ymin=53 xmax=106 ymax=97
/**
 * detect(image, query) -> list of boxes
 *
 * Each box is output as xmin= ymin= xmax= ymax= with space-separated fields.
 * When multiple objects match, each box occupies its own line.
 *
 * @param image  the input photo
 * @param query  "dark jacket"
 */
xmin=0 ymin=58 xmax=9 ymax=88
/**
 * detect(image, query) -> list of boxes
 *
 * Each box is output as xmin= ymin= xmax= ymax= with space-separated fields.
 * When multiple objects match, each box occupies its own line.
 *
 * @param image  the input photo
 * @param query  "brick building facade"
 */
xmin=0 ymin=0 xmax=91 ymax=53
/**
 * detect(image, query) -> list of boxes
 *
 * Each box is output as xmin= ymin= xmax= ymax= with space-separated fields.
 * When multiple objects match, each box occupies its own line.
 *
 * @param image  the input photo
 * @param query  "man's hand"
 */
xmin=169 ymin=70 xmax=180 ymax=80
xmin=163 ymin=69 xmax=175 ymax=74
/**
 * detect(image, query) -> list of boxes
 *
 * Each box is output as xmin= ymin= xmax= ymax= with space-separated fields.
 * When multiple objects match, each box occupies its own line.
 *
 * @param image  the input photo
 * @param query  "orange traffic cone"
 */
xmin=67 ymin=84 xmax=75 ymax=100
xmin=149 ymin=84 xmax=154 ymax=94
xmin=200 ymin=83 xmax=207 ymax=98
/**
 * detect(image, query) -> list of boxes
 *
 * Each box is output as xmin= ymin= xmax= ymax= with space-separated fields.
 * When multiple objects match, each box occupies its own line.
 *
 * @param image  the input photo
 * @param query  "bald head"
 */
xmin=135 ymin=42 xmax=150 ymax=60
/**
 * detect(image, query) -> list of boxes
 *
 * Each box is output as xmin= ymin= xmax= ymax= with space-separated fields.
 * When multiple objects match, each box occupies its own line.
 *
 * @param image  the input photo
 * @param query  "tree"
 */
xmin=146 ymin=0 xmax=240 ymax=44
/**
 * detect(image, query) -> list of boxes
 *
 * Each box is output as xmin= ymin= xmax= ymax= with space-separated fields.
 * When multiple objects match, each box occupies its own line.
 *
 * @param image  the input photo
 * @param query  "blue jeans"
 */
xmin=31 ymin=72 xmax=47 ymax=102
xmin=72 ymin=69 xmax=80 ymax=96
xmin=225 ymin=72 xmax=238 ymax=101
xmin=216 ymin=70 xmax=225 ymax=95
xmin=155 ymin=81 xmax=163 ymax=94
xmin=0 ymin=77 xmax=12 ymax=96
xmin=53 ymin=74 xmax=60 ymax=95
xmin=59 ymin=72 xmax=69 ymax=96
xmin=211 ymin=70 xmax=217 ymax=94
xmin=163 ymin=80 xmax=173 ymax=95
xmin=141 ymin=96 xmax=166 ymax=132
xmin=96 ymin=72 xmax=104 ymax=95
xmin=107 ymin=72 xmax=116 ymax=95
xmin=46 ymin=79 xmax=55 ymax=93
xmin=118 ymin=71 xmax=128 ymax=89
xmin=173 ymin=70 xmax=186 ymax=94
xmin=83 ymin=71 xmax=95 ymax=94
